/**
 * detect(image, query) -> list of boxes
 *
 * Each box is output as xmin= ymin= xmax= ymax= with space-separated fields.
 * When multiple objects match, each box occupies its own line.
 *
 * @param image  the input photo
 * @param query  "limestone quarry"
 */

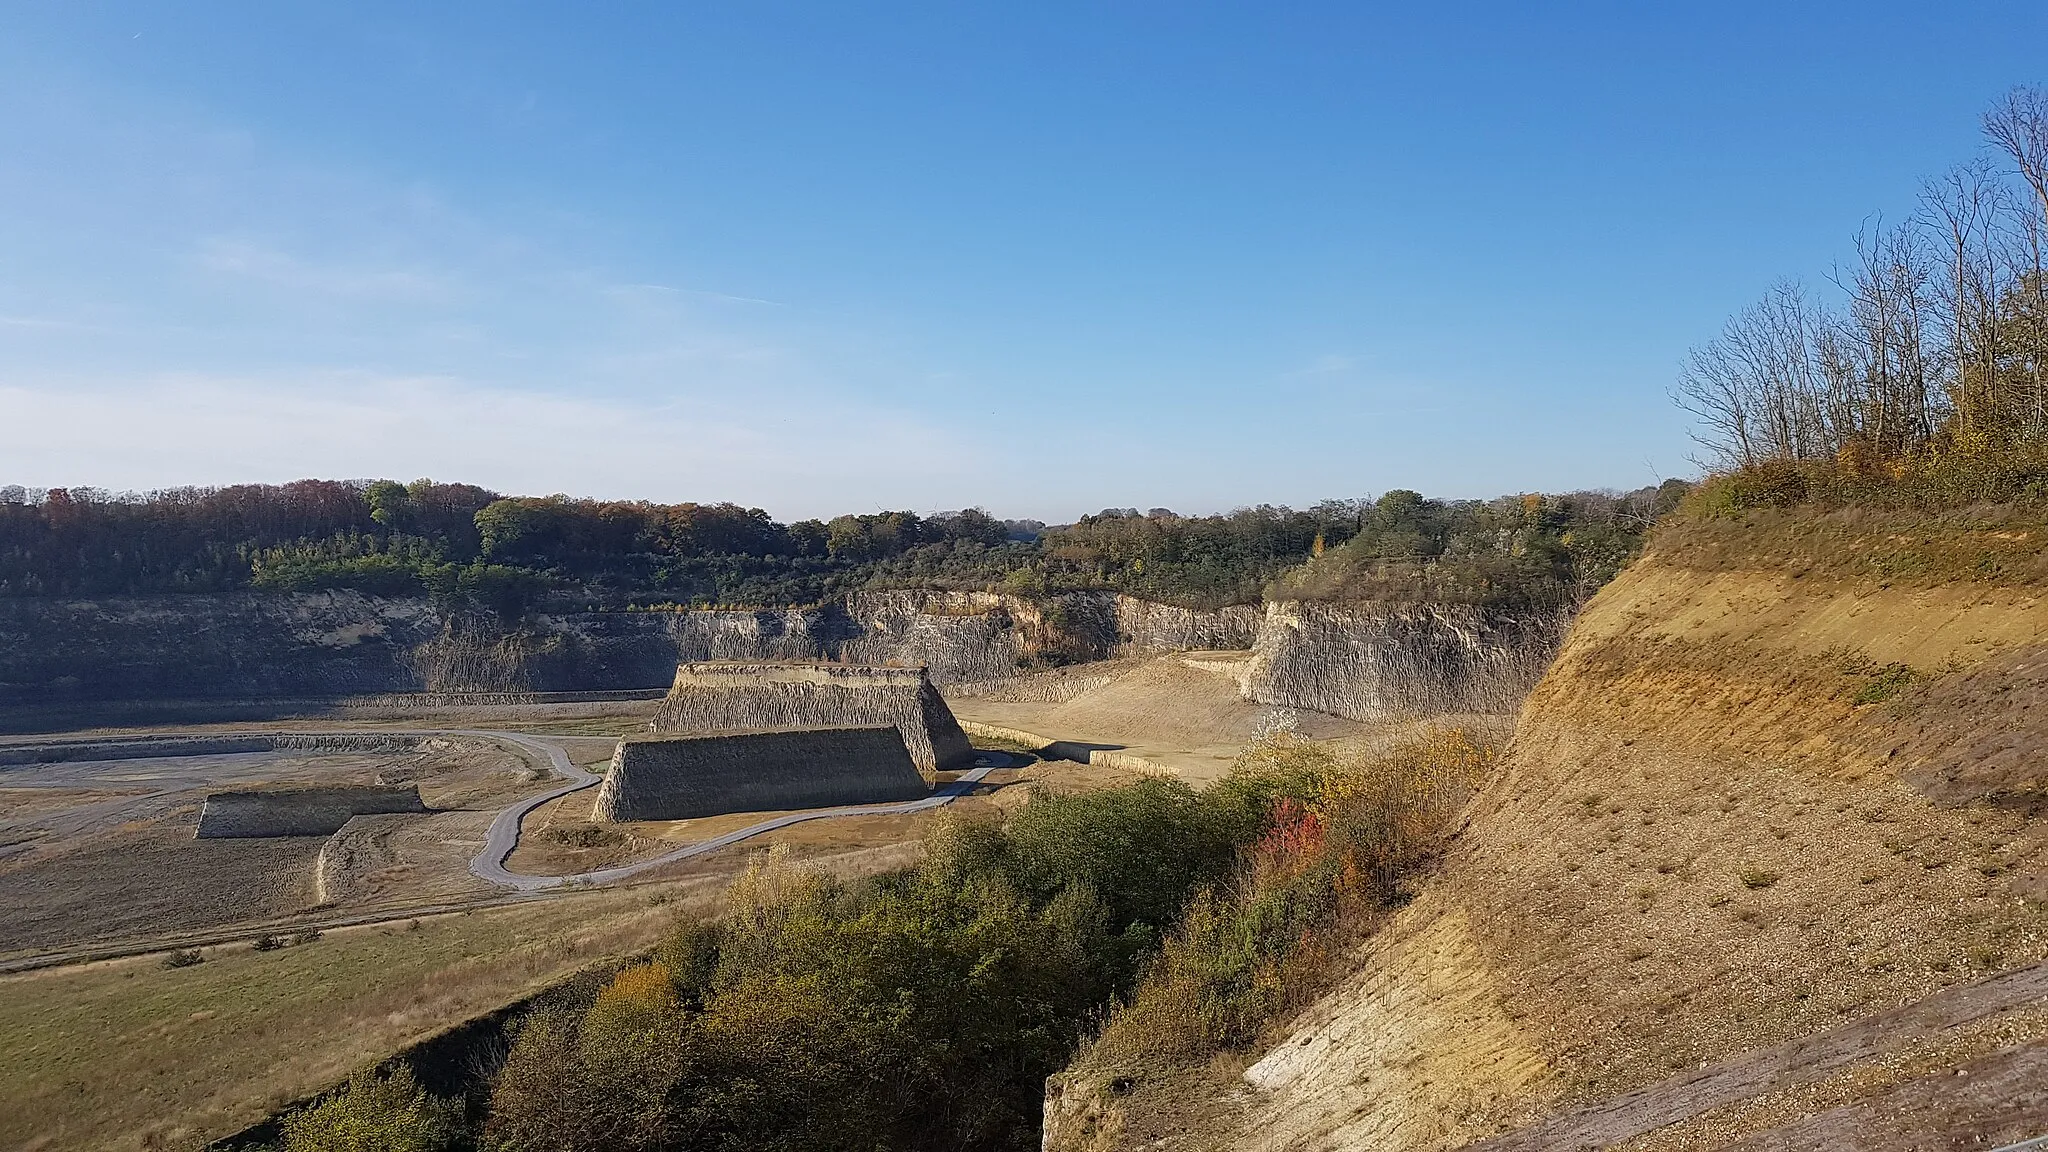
xmin=25 ymin=527 xmax=1970 ymax=1151
xmin=1044 ymin=506 xmax=2048 ymax=1150
xmin=0 ymin=589 xmax=1555 ymax=730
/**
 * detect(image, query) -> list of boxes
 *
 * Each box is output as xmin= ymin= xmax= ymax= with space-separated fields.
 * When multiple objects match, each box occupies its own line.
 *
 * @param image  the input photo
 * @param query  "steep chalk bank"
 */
xmin=1053 ymin=510 xmax=2048 ymax=1150
xmin=1245 ymin=600 xmax=1561 ymax=721
xmin=0 ymin=589 xmax=1252 ymax=702
xmin=592 ymin=728 xmax=929 ymax=821
xmin=650 ymin=662 xmax=974 ymax=774
xmin=0 ymin=590 xmax=1556 ymax=739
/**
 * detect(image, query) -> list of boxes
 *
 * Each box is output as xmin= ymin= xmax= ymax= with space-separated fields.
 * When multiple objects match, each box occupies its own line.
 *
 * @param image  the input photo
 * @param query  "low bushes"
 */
xmin=1084 ymin=728 xmax=1493 ymax=1067
xmin=1688 ymin=449 xmax=2048 ymax=518
xmin=267 ymin=1067 xmax=463 ymax=1152
xmin=261 ymin=731 xmax=1493 ymax=1150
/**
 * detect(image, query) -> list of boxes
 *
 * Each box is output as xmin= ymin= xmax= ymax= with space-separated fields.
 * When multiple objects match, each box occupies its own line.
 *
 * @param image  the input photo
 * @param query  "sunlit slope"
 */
xmin=952 ymin=653 xmax=1365 ymax=783
xmin=1228 ymin=508 xmax=2048 ymax=1149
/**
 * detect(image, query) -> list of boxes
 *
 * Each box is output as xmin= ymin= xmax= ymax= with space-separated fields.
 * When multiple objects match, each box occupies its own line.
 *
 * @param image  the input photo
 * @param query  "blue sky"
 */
xmin=2 ymin=2 xmax=2044 ymax=520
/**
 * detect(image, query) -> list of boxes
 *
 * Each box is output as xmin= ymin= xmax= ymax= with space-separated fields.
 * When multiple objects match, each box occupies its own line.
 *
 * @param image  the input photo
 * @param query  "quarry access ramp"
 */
xmin=464 ymin=730 xmax=1019 ymax=893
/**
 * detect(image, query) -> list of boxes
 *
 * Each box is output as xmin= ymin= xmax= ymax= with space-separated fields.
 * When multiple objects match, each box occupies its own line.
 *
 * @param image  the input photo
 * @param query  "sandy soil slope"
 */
xmin=1055 ymin=510 xmax=2048 ymax=1151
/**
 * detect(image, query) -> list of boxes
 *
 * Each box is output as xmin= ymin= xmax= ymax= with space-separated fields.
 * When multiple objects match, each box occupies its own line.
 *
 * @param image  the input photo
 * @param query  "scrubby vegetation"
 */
xmin=269 ymin=1068 xmax=463 ymax=1152
xmin=259 ymin=732 xmax=1487 ymax=1151
xmin=1267 ymin=487 xmax=1684 ymax=609
xmin=1078 ymin=728 xmax=1493 ymax=1071
xmin=0 ymin=481 xmax=1664 ymax=613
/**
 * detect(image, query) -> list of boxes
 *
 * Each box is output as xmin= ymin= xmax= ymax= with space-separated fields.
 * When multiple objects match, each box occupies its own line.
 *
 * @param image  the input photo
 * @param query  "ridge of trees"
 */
xmin=0 ymin=480 xmax=1666 ymax=612
xmin=1677 ymin=85 xmax=2048 ymax=507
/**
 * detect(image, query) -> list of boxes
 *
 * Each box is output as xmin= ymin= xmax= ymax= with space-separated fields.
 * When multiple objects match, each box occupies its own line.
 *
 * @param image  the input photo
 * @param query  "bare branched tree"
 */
xmin=1674 ymin=282 xmax=1837 ymax=466
xmin=1678 ymin=85 xmax=2048 ymax=470
xmin=1919 ymin=159 xmax=2022 ymax=443
xmin=1986 ymin=86 xmax=2048 ymax=435
xmin=1835 ymin=219 xmax=1940 ymax=452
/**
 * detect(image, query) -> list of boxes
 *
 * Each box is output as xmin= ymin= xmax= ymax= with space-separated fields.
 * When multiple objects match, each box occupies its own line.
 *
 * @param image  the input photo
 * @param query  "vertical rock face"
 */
xmin=592 ymin=727 xmax=930 ymax=821
xmin=0 ymin=591 xmax=441 ymax=702
xmin=844 ymin=592 xmax=1026 ymax=682
xmin=1244 ymin=601 xmax=1566 ymax=722
xmin=1104 ymin=595 xmax=1263 ymax=654
xmin=0 ymin=588 xmax=1562 ymax=719
xmin=650 ymin=661 xmax=976 ymax=773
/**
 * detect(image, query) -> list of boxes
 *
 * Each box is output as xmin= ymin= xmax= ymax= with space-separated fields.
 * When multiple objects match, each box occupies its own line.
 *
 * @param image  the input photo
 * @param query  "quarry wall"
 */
xmin=0 ymin=589 xmax=1559 ymax=728
xmin=650 ymin=662 xmax=974 ymax=773
xmin=1244 ymin=600 xmax=1566 ymax=722
xmin=0 ymin=731 xmax=478 ymax=767
xmin=592 ymin=727 xmax=929 ymax=821
xmin=0 ymin=592 xmax=441 ymax=703
xmin=195 ymin=784 xmax=427 ymax=838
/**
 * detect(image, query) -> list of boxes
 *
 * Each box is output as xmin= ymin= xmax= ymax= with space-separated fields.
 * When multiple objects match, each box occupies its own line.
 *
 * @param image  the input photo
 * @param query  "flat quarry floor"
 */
xmin=0 ymin=737 xmax=549 ymax=959
xmin=950 ymin=653 xmax=1366 ymax=784
xmin=0 ymin=737 xmax=1138 ymax=1151
xmin=0 ymin=692 xmax=1172 ymax=1150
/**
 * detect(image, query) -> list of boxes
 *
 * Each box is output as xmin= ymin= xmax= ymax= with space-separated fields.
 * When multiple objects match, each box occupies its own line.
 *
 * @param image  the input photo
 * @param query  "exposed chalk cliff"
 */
xmin=0 ymin=589 xmax=1257 ymax=702
xmin=1244 ymin=600 xmax=1565 ymax=722
xmin=195 ymin=784 xmax=428 ymax=838
xmin=0 ymin=589 xmax=1562 ymax=728
xmin=593 ymin=727 xmax=929 ymax=821
xmin=650 ymin=661 xmax=974 ymax=773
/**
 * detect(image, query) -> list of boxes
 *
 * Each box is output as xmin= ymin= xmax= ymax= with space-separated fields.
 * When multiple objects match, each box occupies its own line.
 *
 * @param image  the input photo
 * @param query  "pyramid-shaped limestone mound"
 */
xmin=649 ymin=661 xmax=975 ymax=774
xmin=593 ymin=727 xmax=929 ymax=822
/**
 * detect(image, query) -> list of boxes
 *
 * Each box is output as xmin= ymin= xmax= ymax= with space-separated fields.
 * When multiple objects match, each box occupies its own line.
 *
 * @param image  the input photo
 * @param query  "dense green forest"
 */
xmin=0 ymin=479 xmax=1680 ymax=612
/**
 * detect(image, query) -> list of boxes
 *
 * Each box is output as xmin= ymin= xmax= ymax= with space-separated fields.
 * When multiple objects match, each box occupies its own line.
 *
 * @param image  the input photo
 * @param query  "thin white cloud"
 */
xmin=0 ymin=315 xmax=92 ymax=330
xmin=622 ymin=283 xmax=787 ymax=307
xmin=191 ymin=236 xmax=456 ymax=303
xmin=0 ymin=375 xmax=971 ymax=517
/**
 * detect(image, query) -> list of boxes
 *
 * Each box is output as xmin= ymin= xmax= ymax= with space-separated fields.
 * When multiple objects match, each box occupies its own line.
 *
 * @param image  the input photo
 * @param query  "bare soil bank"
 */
xmin=1051 ymin=508 xmax=2048 ymax=1150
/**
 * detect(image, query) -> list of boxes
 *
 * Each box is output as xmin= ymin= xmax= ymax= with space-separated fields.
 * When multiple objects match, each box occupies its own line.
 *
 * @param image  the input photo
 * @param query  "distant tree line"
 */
xmin=0 ymin=478 xmax=1666 ymax=612
xmin=1270 ymin=485 xmax=1687 ymax=608
xmin=1677 ymin=86 xmax=2048 ymax=502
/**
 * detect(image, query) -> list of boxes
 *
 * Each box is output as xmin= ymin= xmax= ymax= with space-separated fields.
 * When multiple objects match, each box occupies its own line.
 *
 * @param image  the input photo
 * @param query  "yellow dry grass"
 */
xmin=0 ymin=885 xmax=702 ymax=1152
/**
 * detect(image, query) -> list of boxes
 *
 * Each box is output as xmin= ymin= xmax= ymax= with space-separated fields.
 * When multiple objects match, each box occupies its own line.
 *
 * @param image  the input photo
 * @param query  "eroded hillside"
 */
xmin=1052 ymin=504 xmax=2048 ymax=1149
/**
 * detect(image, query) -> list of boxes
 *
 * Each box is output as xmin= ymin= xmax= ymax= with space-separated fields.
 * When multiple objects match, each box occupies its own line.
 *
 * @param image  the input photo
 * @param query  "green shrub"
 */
xmin=160 ymin=948 xmax=203 ymax=969
xmin=477 ymin=764 xmax=1282 ymax=1152
xmin=277 ymin=1067 xmax=461 ymax=1152
xmin=1085 ymin=728 xmax=1493 ymax=1068
xmin=1850 ymin=663 xmax=1919 ymax=706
